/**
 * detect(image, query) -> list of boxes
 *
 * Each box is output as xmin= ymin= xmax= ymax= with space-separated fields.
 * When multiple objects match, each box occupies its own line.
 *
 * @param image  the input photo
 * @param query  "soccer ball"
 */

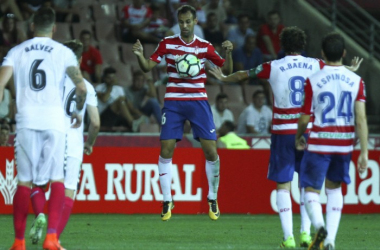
xmin=175 ymin=54 xmax=201 ymax=78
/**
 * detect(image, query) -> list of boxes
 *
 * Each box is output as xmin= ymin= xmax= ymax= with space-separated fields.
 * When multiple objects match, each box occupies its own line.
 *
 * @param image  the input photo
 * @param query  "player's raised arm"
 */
xmin=0 ymin=66 xmax=13 ymax=103
xmin=345 ymin=56 xmax=363 ymax=72
xmin=132 ymin=39 xmax=158 ymax=73
xmin=221 ymin=40 xmax=233 ymax=75
xmin=209 ymin=67 xmax=249 ymax=83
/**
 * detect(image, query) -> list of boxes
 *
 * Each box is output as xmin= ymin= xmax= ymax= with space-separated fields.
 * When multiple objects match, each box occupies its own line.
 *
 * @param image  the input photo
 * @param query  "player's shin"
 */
xmin=205 ymin=156 xmax=220 ymax=200
xmin=300 ymin=188 xmax=311 ymax=234
xmin=325 ymin=187 xmax=343 ymax=247
xmin=158 ymin=156 xmax=173 ymax=202
xmin=57 ymin=196 xmax=75 ymax=238
xmin=13 ymin=186 xmax=32 ymax=239
xmin=31 ymin=186 xmax=46 ymax=216
xmin=304 ymin=191 xmax=325 ymax=230
xmin=276 ymin=189 xmax=293 ymax=239
xmin=47 ymin=182 xmax=65 ymax=234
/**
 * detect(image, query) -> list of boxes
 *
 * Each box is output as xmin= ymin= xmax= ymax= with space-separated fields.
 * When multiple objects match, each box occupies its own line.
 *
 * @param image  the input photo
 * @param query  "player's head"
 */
xmin=215 ymin=93 xmax=229 ymax=112
xmin=321 ymin=32 xmax=346 ymax=62
xmin=252 ymin=90 xmax=266 ymax=109
xmin=32 ymin=7 xmax=56 ymax=36
xmin=102 ymin=67 xmax=117 ymax=85
xmin=280 ymin=26 xmax=306 ymax=55
xmin=79 ymin=30 xmax=92 ymax=50
xmin=267 ymin=10 xmax=281 ymax=29
xmin=132 ymin=70 xmax=145 ymax=90
xmin=177 ymin=5 xmax=198 ymax=38
xmin=0 ymin=124 xmax=10 ymax=146
xmin=63 ymin=40 xmax=83 ymax=63
xmin=218 ymin=120 xmax=235 ymax=137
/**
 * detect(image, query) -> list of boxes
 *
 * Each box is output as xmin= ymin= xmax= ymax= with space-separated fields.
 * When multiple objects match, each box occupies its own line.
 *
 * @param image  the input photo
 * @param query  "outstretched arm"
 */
xmin=209 ymin=67 xmax=249 ymax=83
xmin=221 ymin=40 xmax=233 ymax=75
xmin=132 ymin=39 xmax=158 ymax=73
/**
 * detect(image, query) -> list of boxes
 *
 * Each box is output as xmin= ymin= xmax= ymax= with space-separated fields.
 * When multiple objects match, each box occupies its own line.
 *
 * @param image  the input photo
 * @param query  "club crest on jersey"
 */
xmin=0 ymin=159 xmax=17 ymax=205
xmin=194 ymin=46 xmax=199 ymax=55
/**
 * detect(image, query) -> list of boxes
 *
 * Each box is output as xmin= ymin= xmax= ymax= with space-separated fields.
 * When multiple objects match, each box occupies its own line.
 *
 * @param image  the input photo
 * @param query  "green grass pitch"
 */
xmin=0 ymin=214 xmax=379 ymax=249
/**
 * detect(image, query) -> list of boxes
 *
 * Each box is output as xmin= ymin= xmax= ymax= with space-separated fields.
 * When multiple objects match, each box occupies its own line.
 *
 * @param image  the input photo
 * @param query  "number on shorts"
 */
xmin=29 ymin=59 xmax=46 ymax=91
xmin=161 ymin=113 xmax=166 ymax=125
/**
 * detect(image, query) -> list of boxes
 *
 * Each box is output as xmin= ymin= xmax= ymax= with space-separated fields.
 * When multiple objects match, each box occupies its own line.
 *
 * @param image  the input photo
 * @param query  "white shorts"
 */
xmin=64 ymin=157 xmax=82 ymax=190
xmin=15 ymin=129 xmax=66 ymax=185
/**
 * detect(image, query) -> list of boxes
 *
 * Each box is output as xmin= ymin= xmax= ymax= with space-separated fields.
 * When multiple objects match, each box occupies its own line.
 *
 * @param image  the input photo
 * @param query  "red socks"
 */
xmin=13 ymin=186 xmax=31 ymax=240
xmin=47 ymin=182 xmax=65 ymax=234
xmin=31 ymin=186 xmax=46 ymax=216
xmin=57 ymin=197 xmax=74 ymax=238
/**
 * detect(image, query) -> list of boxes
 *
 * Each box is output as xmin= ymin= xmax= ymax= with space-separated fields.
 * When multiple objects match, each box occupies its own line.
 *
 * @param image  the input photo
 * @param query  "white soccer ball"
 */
xmin=175 ymin=54 xmax=201 ymax=78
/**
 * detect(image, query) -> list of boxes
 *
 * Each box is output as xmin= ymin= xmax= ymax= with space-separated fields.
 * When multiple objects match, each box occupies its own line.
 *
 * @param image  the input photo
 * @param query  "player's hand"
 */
xmin=132 ymin=39 xmax=144 ymax=56
xmin=357 ymin=151 xmax=368 ymax=174
xmin=84 ymin=142 xmax=93 ymax=155
xmin=70 ymin=112 xmax=82 ymax=128
xmin=347 ymin=56 xmax=363 ymax=72
xmin=221 ymin=40 xmax=233 ymax=53
xmin=209 ymin=67 xmax=225 ymax=80
xmin=295 ymin=136 xmax=306 ymax=150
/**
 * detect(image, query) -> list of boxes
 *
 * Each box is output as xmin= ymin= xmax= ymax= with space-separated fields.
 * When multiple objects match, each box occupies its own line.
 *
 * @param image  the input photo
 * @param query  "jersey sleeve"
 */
xmin=1 ymin=47 xmax=15 ymax=67
xmin=317 ymin=59 xmax=325 ymax=69
xmin=206 ymin=43 xmax=225 ymax=67
xmin=149 ymin=39 xmax=166 ymax=63
xmin=247 ymin=62 xmax=271 ymax=79
xmin=64 ymin=47 xmax=79 ymax=68
xmin=301 ymin=78 xmax=313 ymax=115
xmin=85 ymin=81 xmax=98 ymax=107
xmin=246 ymin=109 xmax=256 ymax=127
xmin=356 ymin=79 xmax=366 ymax=102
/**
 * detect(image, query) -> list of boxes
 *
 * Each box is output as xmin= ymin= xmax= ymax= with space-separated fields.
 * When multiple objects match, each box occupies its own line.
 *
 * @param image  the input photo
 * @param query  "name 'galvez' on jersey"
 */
xmin=150 ymin=34 xmax=225 ymax=101
xmin=247 ymin=55 xmax=325 ymax=134
xmin=301 ymin=65 xmax=366 ymax=154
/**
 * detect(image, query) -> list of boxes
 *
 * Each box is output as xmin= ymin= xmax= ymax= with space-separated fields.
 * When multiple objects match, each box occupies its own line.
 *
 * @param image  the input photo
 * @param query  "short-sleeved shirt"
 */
xmin=121 ymin=4 xmax=152 ymax=25
xmin=2 ymin=37 xmax=78 ymax=133
xmin=211 ymin=105 xmax=234 ymax=130
xmin=257 ymin=23 xmax=285 ymax=55
xmin=95 ymin=84 xmax=125 ymax=114
xmin=80 ymin=46 xmax=103 ymax=75
xmin=124 ymin=86 xmax=148 ymax=109
xmin=301 ymin=65 xmax=366 ymax=154
xmin=237 ymin=104 xmax=272 ymax=134
xmin=233 ymin=47 xmax=263 ymax=70
xmin=150 ymin=34 xmax=225 ymax=101
xmin=63 ymin=78 xmax=97 ymax=160
xmin=227 ymin=27 xmax=255 ymax=49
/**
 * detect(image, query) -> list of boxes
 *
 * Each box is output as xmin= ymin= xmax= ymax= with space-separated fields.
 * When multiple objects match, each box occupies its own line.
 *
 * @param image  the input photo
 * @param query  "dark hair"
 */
xmin=216 ymin=93 xmax=228 ymax=102
xmin=207 ymin=12 xmax=217 ymax=20
xmin=133 ymin=70 xmax=144 ymax=78
xmin=223 ymin=120 xmax=235 ymax=132
xmin=33 ymin=7 xmax=55 ymax=33
xmin=177 ymin=5 xmax=197 ymax=19
xmin=322 ymin=32 xmax=345 ymax=62
xmin=63 ymin=40 xmax=83 ymax=60
xmin=267 ymin=10 xmax=280 ymax=17
xmin=79 ymin=29 xmax=92 ymax=38
xmin=237 ymin=13 xmax=250 ymax=22
xmin=280 ymin=26 xmax=306 ymax=54
xmin=103 ymin=67 xmax=116 ymax=77
xmin=253 ymin=90 xmax=265 ymax=98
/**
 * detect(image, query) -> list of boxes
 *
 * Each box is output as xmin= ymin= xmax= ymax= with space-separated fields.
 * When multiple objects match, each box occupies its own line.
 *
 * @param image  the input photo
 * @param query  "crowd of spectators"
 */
xmin=0 ymin=0 xmax=290 ymax=138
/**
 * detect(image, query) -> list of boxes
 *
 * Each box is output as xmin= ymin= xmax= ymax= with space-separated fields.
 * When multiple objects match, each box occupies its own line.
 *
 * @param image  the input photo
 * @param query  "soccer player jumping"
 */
xmin=210 ymin=27 xmax=362 ymax=248
xmin=296 ymin=32 xmax=368 ymax=250
xmin=132 ymin=5 xmax=233 ymax=221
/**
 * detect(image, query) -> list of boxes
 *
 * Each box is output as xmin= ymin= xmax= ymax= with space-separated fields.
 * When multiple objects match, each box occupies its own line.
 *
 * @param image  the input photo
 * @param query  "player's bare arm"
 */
xmin=209 ymin=67 xmax=249 ymax=83
xmin=345 ymin=56 xmax=363 ymax=72
xmin=295 ymin=114 xmax=310 ymax=150
xmin=355 ymin=101 xmax=368 ymax=173
xmin=66 ymin=66 xmax=87 ymax=110
xmin=0 ymin=66 xmax=13 ymax=103
xmin=132 ymin=39 xmax=158 ymax=72
xmin=221 ymin=40 xmax=233 ymax=75
xmin=84 ymin=105 xmax=100 ymax=155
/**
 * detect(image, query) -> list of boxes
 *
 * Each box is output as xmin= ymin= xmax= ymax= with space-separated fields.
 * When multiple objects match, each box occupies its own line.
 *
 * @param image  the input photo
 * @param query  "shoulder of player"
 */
xmin=194 ymin=35 xmax=211 ymax=45
xmin=163 ymin=33 xmax=180 ymax=41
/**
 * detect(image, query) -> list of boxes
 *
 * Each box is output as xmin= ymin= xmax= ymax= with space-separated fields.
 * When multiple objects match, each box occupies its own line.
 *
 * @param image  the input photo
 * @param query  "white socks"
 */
xmin=300 ymin=188 xmax=311 ymax=234
xmin=305 ymin=191 xmax=325 ymax=230
xmin=158 ymin=156 xmax=172 ymax=202
xmin=277 ymin=189 xmax=293 ymax=239
xmin=205 ymin=156 xmax=220 ymax=200
xmin=325 ymin=187 xmax=343 ymax=247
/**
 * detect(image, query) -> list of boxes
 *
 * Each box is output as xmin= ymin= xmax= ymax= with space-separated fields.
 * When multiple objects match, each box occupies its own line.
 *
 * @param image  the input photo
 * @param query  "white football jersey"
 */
xmin=302 ymin=65 xmax=366 ymax=154
xmin=2 ymin=37 xmax=78 ymax=132
xmin=249 ymin=55 xmax=325 ymax=134
xmin=63 ymin=77 xmax=97 ymax=160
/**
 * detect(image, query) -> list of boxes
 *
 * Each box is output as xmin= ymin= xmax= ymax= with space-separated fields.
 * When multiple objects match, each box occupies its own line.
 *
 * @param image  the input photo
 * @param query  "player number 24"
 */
xmin=318 ymin=91 xmax=353 ymax=124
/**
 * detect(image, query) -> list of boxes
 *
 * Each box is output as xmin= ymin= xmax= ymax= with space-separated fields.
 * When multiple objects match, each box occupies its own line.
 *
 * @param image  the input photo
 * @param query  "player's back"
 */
xmin=267 ymin=55 xmax=324 ymax=134
xmin=306 ymin=65 xmax=364 ymax=154
xmin=4 ymin=37 xmax=78 ymax=133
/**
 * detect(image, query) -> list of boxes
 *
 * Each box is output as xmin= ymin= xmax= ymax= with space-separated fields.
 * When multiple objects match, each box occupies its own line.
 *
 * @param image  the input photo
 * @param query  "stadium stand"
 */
xmin=139 ymin=123 xmax=160 ymax=133
xmin=93 ymin=3 xmax=118 ymax=22
xmin=205 ymin=85 xmax=222 ymax=106
xmin=72 ymin=22 xmax=93 ymax=39
xmin=243 ymin=85 xmax=264 ymax=104
xmin=95 ymin=20 xmax=118 ymax=43
xmin=221 ymin=85 xmax=244 ymax=104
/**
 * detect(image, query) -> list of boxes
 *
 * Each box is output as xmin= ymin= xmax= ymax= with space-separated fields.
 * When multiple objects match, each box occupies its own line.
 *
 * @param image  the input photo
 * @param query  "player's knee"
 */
xmin=65 ymin=189 xmax=75 ymax=199
xmin=203 ymin=148 xmax=218 ymax=161
xmin=276 ymin=182 xmax=291 ymax=191
xmin=325 ymin=179 xmax=341 ymax=189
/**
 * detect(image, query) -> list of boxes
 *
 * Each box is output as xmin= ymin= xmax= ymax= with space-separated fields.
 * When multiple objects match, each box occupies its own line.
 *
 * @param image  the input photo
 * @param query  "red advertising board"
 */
xmin=0 ymin=147 xmax=379 ymax=214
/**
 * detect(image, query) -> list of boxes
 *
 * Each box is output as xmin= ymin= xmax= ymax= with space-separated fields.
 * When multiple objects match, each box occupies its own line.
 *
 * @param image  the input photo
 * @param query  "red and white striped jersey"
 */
xmin=249 ymin=55 xmax=325 ymax=134
xmin=301 ymin=65 xmax=366 ymax=154
xmin=150 ymin=34 xmax=225 ymax=101
xmin=121 ymin=4 xmax=152 ymax=25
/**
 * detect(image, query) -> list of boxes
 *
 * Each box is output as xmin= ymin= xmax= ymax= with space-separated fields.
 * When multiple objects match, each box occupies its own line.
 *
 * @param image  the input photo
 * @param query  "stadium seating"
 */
xmin=71 ymin=4 xmax=92 ymax=23
xmin=243 ymin=85 xmax=264 ymax=104
xmin=98 ymin=43 xmax=122 ymax=64
xmin=95 ymin=20 xmax=118 ymax=43
xmin=93 ymin=4 xmax=118 ymax=22
xmin=53 ymin=23 xmax=72 ymax=42
xmin=221 ymin=85 xmax=244 ymax=104
xmin=156 ymin=84 xmax=166 ymax=105
xmin=205 ymin=85 xmax=221 ymax=105
xmin=228 ymin=103 xmax=247 ymax=122
xmin=121 ymin=43 xmax=139 ymax=66
xmin=72 ymin=22 xmax=93 ymax=39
